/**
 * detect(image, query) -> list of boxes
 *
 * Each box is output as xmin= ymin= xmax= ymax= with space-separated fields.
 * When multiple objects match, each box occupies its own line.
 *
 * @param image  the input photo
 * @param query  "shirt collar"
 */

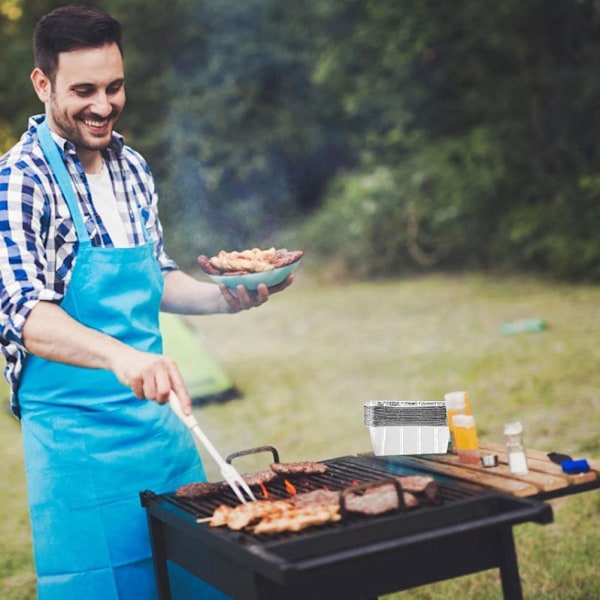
xmin=30 ymin=114 xmax=125 ymax=156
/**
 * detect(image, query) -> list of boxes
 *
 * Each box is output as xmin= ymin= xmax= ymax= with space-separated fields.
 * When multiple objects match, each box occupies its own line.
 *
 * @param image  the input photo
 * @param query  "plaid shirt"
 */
xmin=0 ymin=115 xmax=177 ymax=406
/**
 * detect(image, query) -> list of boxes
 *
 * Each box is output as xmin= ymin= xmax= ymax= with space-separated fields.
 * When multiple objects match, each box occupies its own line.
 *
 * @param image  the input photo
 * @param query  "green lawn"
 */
xmin=1 ymin=273 xmax=599 ymax=598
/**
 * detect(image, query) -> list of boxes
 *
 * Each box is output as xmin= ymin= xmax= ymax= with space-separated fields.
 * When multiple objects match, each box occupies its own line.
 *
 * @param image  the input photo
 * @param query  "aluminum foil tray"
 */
xmin=364 ymin=401 xmax=450 ymax=456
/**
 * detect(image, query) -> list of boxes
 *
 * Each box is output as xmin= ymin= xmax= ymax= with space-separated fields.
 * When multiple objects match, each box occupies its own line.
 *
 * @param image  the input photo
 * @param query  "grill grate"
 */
xmin=162 ymin=454 xmax=485 ymax=543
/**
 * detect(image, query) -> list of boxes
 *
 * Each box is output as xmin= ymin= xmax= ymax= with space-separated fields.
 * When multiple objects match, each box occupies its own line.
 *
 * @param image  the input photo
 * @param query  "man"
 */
xmin=0 ymin=5 xmax=292 ymax=599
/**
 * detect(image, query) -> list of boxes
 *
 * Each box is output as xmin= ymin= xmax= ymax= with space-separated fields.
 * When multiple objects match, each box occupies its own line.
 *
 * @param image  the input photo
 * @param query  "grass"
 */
xmin=1 ymin=273 xmax=599 ymax=599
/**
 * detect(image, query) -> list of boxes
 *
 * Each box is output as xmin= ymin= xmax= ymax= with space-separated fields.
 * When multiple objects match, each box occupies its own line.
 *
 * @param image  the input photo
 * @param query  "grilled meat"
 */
xmin=272 ymin=249 xmax=304 ymax=268
xmin=395 ymin=475 xmax=441 ymax=504
xmin=253 ymin=504 xmax=341 ymax=534
xmin=291 ymin=489 xmax=340 ymax=508
xmin=209 ymin=500 xmax=293 ymax=530
xmin=175 ymin=481 xmax=222 ymax=498
xmin=242 ymin=470 xmax=279 ymax=487
xmin=197 ymin=255 xmax=221 ymax=275
xmin=270 ymin=461 xmax=329 ymax=475
xmin=205 ymin=474 xmax=438 ymax=534
xmin=343 ymin=482 xmax=419 ymax=516
xmin=209 ymin=491 xmax=342 ymax=534
xmin=199 ymin=248 xmax=303 ymax=276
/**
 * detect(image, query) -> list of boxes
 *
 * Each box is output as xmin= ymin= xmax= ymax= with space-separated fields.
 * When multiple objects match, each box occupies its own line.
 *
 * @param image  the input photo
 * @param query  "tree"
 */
xmin=160 ymin=0 xmax=352 ymax=263
xmin=302 ymin=0 xmax=600 ymax=279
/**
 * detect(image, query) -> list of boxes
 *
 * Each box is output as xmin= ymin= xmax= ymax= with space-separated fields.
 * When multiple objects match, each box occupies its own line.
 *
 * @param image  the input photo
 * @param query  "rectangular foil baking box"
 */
xmin=364 ymin=400 xmax=450 ymax=456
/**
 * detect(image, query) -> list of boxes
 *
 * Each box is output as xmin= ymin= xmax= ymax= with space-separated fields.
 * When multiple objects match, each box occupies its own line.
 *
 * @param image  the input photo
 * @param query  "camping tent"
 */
xmin=160 ymin=313 xmax=240 ymax=406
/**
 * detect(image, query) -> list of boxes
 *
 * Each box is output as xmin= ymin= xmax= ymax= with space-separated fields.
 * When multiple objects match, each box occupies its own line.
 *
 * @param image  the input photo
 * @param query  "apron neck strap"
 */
xmin=37 ymin=119 xmax=89 ymax=242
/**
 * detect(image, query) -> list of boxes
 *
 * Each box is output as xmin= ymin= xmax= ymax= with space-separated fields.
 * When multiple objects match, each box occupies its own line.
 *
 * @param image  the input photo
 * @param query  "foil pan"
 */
xmin=364 ymin=401 xmax=450 ymax=456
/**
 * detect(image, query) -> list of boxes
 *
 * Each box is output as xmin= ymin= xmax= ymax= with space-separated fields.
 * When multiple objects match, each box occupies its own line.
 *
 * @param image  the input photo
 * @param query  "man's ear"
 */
xmin=31 ymin=68 xmax=51 ymax=103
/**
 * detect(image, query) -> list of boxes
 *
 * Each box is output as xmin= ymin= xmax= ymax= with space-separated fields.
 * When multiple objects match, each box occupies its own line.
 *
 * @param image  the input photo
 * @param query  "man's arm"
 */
xmin=20 ymin=268 xmax=293 ymax=414
xmin=22 ymin=300 xmax=193 ymax=411
xmin=160 ymin=268 xmax=293 ymax=315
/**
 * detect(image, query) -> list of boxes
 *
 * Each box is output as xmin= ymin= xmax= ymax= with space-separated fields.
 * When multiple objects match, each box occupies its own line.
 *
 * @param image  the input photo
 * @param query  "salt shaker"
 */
xmin=504 ymin=421 xmax=529 ymax=475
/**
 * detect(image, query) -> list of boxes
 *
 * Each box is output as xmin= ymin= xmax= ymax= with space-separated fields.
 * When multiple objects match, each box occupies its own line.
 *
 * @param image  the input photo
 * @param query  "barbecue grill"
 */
xmin=140 ymin=451 xmax=553 ymax=600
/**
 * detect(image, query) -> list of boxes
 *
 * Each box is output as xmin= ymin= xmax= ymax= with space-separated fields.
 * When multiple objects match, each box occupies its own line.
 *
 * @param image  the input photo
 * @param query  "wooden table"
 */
xmin=383 ymin=442 xmax=599 ymax=499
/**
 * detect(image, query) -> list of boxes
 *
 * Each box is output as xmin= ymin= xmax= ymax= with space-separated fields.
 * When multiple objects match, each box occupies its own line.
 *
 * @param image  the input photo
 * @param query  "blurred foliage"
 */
xmin=301 ymin=0 xmax=600 ymax=280
xmin=305 ymin=127 xmax=508 ymax=277
xmin=1 ymin=0 xmax=599 ymax=279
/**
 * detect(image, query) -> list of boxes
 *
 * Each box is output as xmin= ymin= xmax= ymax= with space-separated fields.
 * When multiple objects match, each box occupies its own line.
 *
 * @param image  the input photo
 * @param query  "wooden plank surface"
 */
xmin=405 ymin=456 xmax=539 ymax=497
xmin=479 ymin=442 xmax=599 ymax=486
xmin=493 ymin=443 xmax=600 ymax=473
xmin=399 ymin=443 xmax=598 ymax=498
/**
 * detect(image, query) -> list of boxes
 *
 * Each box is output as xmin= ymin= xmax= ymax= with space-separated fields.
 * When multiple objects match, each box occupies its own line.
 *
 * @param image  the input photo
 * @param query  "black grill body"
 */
xmin=140 ymin=454 xmax=553 ymax=600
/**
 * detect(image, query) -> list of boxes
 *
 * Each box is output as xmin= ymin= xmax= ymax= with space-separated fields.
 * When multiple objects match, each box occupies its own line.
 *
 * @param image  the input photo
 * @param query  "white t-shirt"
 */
xmin=86 ymin=163 xmax=129 ymax=248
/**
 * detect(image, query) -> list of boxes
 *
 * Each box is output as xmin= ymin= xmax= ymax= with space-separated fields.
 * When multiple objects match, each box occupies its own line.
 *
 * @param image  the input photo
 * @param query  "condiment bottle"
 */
xmin=504 ymin=421 xmax=529 ymax=475
xmin=444 ymin=391 xmax=471 ymax=452
xmin=451 ymin=414 xmax=479 ymax=463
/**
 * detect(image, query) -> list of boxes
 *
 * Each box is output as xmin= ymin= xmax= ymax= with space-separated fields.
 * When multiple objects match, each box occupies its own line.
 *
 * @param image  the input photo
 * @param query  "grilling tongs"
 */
xmin=168 ymin=392 xmax=256 ymax=504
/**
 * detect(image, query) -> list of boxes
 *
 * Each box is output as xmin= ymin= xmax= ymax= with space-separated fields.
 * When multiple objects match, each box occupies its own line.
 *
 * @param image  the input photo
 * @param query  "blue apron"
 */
xmin=18 ymin=119 xmax=227 ymax=599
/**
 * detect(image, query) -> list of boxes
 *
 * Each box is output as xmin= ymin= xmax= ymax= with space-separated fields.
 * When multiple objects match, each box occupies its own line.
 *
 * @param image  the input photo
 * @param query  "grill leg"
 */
xmin=147 ymin=515 xmax=172 ymax=600
xmin=498 ymin=527 xmax=523 ymax=600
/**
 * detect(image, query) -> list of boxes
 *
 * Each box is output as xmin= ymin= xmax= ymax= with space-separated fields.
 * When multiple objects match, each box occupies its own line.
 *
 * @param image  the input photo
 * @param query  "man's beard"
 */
xmin=49 ymin=96 xmax=118 ymax=152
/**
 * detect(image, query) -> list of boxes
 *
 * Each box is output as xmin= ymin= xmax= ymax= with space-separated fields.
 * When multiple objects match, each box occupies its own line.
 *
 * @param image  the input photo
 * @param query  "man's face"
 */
xmin=42 ymin=43 xmax=126 ymax=156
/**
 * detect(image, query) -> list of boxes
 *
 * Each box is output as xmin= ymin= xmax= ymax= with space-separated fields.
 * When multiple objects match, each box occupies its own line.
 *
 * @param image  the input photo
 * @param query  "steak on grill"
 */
xmin=394 ymin=475 xmax=441 ymax=505
xmin=291 ymin=489 xmax=340 ymax=508
xmin=343 ymin=482 xmax=419 ymax=516
xmin=242 ymin=470 xmax=279 ymax=486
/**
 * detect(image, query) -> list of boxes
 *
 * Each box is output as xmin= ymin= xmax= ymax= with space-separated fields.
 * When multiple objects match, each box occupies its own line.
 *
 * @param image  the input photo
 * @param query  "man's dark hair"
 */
xmin=33 ymin=4 xmax=123 ymax=83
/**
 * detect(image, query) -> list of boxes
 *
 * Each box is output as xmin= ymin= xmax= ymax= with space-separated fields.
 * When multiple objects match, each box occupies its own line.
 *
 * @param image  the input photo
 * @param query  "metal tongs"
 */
xmin=168 ymin=392 xmax=256 ymax=504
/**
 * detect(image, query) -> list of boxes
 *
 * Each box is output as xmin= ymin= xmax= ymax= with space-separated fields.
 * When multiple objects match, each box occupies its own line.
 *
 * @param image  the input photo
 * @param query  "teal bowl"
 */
xmin=206 ymin=258 xmax=302 ymax=291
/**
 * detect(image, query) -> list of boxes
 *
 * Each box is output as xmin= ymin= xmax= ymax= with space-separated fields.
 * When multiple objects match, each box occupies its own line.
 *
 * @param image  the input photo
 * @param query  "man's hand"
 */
xmin=220 ymin=274 xmax=294 ymax=312
xmin=110 ymin=347 xmax=193 ymax=414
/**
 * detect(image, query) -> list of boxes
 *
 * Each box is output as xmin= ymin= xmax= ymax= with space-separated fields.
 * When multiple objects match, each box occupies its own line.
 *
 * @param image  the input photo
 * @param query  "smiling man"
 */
xmin=31 ymin=42 xmax=126 ymax=173
xmin=0 ymin=4 xmax=292 ymax=599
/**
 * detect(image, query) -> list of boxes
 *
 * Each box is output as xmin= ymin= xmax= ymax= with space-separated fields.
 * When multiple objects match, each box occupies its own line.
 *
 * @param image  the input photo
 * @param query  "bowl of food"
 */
xmin=198 ymin=247 xmax=303 ymax=291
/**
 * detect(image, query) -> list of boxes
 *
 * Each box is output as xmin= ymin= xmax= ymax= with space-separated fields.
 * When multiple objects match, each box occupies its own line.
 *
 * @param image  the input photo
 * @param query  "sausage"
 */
xmin=270 ymin=461 xmax=329 ymax=475
xmin=198 ymin=255 xmax=222 ymax=275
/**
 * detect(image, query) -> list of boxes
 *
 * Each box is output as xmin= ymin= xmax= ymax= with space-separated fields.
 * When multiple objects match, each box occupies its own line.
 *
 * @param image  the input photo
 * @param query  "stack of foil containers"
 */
xmin=364 ymin=400 xmax=450 ymax=456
